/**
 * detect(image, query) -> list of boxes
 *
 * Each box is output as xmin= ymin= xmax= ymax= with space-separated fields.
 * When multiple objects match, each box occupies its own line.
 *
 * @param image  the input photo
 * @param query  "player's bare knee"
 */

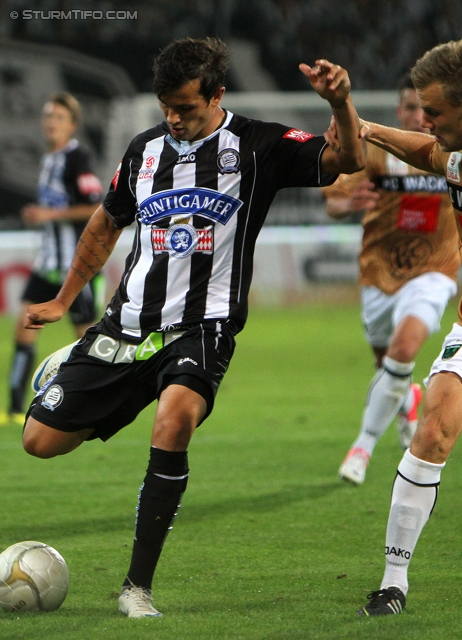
xmin=386 ymin=342 xmax=416 ymax=364
xmin=23 ymin=432 xmax=57 ymax=459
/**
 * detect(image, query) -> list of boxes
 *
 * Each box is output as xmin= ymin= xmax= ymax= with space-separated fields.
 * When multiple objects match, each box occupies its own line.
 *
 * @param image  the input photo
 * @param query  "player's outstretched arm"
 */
xmin=300 ymin=59 xmax=365 ymax=174
xmin=359 ymin=121 xmax=437 ymax=173
xmin=25 ymin=205 xmax=122 ymax=329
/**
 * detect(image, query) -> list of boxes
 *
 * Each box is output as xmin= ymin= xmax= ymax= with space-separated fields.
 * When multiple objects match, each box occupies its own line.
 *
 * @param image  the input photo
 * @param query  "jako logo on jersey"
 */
xmin=178 ymin=357 xmax=198 ymax=366
xmin=139 ymin=187 xmax=243 ymax=226
xmin=177 ymin=153 xmax=196 ymax=164
xmin=283 ymin=128 xmax=315 ymax=142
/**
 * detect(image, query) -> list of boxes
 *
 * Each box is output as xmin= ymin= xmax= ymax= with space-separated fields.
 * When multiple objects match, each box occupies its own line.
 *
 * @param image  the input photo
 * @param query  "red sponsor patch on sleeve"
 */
xmin=283 ymin=128 xmax=315 ymax=142
xmin=111 ymin=162 xmax=122 ymax=189
xmin=77 ymin=173 xmax=103 ymax=196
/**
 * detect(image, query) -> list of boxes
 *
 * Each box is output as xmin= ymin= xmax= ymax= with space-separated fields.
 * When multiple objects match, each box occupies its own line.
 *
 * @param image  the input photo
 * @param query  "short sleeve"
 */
xmin=266 ymin=125 xmax=338 ymax=188
xmin=103 ymin=151 xmax=138 ymax=229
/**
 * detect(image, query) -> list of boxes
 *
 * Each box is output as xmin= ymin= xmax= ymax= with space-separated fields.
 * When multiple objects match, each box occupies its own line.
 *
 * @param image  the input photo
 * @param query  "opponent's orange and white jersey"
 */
xmin=323 ymin=143 xmax=460 ymax=295
xmin=429 ymin=145 xmax=462 ymax=324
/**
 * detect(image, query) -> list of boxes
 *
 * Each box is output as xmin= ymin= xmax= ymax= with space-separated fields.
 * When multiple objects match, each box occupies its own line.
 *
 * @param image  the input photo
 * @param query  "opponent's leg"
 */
xmin=340 ymin=315 xmax=428 ymax=485
xmin=4 ymin=303 xmax=38 ymax=422
xmin=339 ymin=355 xmax=414 ymax=484
xmin=358 ymin=371 xmax=462 ymax=615
xmin=119 ymin=383 xmax=206 ymax=618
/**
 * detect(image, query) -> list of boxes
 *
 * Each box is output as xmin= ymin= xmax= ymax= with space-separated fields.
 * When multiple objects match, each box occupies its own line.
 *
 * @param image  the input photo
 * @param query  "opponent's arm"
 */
xmin=21 ymin=202 xmax=98 ymax=225
xmin=360 ymin=121 xmax=436 ymax=173
xmin=25 ymin=205 xmax=122 ymax=329
xmin=300 ymin=59 xmax=366 ymax=174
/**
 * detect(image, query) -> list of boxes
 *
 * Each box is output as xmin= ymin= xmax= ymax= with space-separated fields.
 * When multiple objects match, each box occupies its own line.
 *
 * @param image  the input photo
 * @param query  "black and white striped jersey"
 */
xmin=34 ymin=139 xmax=103 ymax=282
xmin=103 ymin=110 xmax=336 ymax=339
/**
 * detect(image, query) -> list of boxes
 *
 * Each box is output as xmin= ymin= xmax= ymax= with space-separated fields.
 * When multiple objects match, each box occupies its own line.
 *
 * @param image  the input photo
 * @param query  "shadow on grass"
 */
xmin=0 ymin=514 xmax=133 ymax=543
xmin=0 ymin=481 xmax=346 ymax=543
xmin=183 ymin=481 xmax=345 ymax=524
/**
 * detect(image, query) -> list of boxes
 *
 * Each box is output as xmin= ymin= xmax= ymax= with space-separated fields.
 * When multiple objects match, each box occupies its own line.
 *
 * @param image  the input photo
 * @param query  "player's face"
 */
xmin=159 ymin=79 xmax=225 ymax=143
xmin=41 ymin=102 xmax=77 ymax=151
xmin=418 ymin=82 xmax=462 ymax=152
xmin=397 ymin=88 xmax=427 ymax=133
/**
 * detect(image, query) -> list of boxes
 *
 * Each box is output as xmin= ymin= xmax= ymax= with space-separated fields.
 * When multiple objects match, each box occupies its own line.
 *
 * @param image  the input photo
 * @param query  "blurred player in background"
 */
xmin=342 ymin=40 xmax=462 ymax=616
xmin=19 ymin=38 xmax=365 ymax=618
xmin=0 ymin=93 xmax=103 ymax=426
xmin=322 ymin=74 xmax=459 ymax=486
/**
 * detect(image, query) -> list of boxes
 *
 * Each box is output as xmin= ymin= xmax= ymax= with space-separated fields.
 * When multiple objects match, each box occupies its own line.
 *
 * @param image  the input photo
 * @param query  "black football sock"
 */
xmin=123 ymin=447 xmax=189 ymax=590
xmin=9 ymin=343 xmax=36 ymax=414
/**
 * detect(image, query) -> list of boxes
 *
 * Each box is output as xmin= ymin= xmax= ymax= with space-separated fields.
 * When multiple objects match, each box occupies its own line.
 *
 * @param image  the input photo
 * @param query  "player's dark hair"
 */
xmin=46 ymin=92 xmax=82 ymax=125
xmin=152 ymin=37 xmax=230 ymax=102
xmin=411 ymin=40 xmax=462 ymax=107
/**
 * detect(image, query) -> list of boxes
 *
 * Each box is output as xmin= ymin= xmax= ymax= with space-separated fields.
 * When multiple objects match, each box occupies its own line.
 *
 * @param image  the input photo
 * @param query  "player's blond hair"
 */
xmin=46 ymin=92 xmax=82 ymax=125
xmin=411 ymin=40 xmax=462 ymax=107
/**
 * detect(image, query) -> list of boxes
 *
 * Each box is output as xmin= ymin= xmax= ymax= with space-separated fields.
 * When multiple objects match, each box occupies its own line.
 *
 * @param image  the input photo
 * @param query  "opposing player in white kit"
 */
xmin=20 ymin=38 xmax=366 ymax=618
xmin=323 ymin=75 xmax=459 ymax=485
xmin=345 ymin=40 xmax=462 ymax=616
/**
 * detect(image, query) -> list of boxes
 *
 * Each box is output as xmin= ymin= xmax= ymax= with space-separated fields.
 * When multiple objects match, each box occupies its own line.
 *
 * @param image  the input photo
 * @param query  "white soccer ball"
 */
xmin=0 ymin=541 xmax=69 ymax=612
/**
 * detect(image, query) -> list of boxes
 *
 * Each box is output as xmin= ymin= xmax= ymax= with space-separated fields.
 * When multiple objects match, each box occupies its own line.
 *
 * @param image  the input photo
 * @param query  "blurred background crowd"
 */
xmin=2 ymin=0 xmax=462 ymax=92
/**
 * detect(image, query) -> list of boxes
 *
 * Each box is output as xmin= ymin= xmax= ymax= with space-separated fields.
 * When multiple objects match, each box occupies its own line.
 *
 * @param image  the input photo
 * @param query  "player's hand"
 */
xmin=349 ymin=179 xmax=379 ymax=212
xmin=21 ymin=205 xmax=60 ymax=225
xmin=25 ymin=300 xmax=67 ymax=329
xmin=324 ymin=115 xmax=371 ymax=151
xmin=299 ymin=60 xmax=351 ymax=107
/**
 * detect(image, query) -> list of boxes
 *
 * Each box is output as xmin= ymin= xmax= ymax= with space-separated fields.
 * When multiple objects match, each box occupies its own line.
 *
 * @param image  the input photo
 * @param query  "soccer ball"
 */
xmin=0 ymin=541 xmax=69 ymax=612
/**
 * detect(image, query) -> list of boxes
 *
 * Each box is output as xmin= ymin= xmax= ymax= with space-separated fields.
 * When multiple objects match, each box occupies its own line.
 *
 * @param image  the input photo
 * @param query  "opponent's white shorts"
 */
xmin=361 ymin=272 xmax=457 ymax=349
xmin=425 ymin=322 xmax=462 ymax=386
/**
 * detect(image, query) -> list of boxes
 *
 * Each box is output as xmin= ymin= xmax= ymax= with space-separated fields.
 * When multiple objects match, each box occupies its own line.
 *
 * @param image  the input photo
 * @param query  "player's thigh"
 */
xmin=29 ymin=353 xmax=153 ymax=443
xmin=361 ymin=286 xmax=394 ymax=349
xmin=393 ymin=272 xmax=457 ymax=336
xmin=23 ymin=416 xmax=95 ymax=458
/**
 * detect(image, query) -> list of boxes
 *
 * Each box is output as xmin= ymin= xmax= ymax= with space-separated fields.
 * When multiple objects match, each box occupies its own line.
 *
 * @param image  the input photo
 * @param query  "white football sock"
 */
xmin=352 ymin=356 xmax=414 ymax=456
xmin=381 ymin=449 xmax=444 ymax=594
xmin=399 ymin=384 xmax=414 ymax=415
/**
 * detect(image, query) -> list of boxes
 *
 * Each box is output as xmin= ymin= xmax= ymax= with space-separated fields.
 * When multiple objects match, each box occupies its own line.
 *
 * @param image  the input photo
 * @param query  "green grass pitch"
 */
xmin=0 ymin=299 xmax=461 ymax=640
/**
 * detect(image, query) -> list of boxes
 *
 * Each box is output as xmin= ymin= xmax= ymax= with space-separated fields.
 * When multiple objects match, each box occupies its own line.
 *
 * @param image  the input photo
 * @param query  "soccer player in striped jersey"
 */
xmin=1 ymin=93 xmax=103 ymax=427
xmin=20 ymin=38 xmax=365 ymax=618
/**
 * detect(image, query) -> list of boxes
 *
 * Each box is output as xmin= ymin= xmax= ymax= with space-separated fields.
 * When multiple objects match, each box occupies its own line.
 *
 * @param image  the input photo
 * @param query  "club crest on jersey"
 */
xmin=283 ymin=128 xmax=314 ymax=142
xmin=139 ymin=187 xmax=243 ymax=226
xmin=217 ymin=148 xmax=240 ymax=174
xmin=164 ymin=223 xmax=198 ymax=258
xmin=153 ymin=225 xmax=214 ymax=257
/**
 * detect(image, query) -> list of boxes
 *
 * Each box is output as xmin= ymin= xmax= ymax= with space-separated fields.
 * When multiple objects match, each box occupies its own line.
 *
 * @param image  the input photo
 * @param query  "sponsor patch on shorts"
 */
xmin=42 ymin=384 xmax=64 ymax=411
